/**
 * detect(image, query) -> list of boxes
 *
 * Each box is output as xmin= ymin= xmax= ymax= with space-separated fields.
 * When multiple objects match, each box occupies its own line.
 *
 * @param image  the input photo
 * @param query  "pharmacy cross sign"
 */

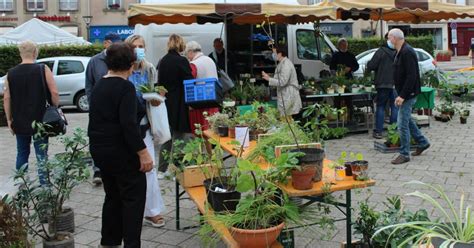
xmin=93 ymin=29 xmax=101 ymax=37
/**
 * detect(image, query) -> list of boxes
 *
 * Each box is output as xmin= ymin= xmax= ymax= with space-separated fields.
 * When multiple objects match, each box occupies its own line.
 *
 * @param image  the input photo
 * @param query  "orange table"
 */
xmin=202 ymin=130 xmax=376 ymax=248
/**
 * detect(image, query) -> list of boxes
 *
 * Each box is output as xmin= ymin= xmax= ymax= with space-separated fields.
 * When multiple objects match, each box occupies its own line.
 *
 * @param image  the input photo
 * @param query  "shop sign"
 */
xmin=89 ymin=25 xmax=134 ymax=43
xmin=0 ymin=17 xmax=18 ymax=22
xmin=37 ymin=15 xmax=71 ymax=22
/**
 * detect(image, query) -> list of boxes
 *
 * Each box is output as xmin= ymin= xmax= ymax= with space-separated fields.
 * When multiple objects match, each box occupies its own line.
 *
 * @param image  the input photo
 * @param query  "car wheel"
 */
xmin=75 ymin=92 xmax=89 ymax=112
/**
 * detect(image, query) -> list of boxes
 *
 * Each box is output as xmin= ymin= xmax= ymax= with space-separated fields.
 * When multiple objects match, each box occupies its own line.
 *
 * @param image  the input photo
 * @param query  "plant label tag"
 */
xmin=235 ymin=126 xmax=250 ymax=148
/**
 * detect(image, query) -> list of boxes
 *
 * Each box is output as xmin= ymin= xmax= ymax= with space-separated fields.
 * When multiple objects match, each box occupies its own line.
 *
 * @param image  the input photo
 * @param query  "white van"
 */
xmin=134 ymin=23 xmax=337 ymax=80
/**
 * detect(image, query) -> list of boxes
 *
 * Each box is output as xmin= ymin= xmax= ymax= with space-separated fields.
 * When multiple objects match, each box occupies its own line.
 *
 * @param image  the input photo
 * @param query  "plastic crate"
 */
xmin=374 ymin=141 xmax=421 ymax=153
xmin=183 ymin=77 xmax=223 ymax=108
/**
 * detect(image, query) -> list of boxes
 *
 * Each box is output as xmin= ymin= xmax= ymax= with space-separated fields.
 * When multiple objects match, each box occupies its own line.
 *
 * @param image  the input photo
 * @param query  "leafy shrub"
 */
xmin=0 ymin=44 xmax=103 ymax=76
xmin=329 ymin=35 xmax=434 ymax=57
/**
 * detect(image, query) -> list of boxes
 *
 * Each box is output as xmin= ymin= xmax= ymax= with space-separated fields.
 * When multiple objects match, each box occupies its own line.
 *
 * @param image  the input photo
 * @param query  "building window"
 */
xmin=26 ymin=0 xmax=45 ymax=11
xmin=106 ymin=0 xmax=121 ymax=10
xmin=0 ymin=0 xmax=13 ymax=11
xmin=59 ymin=0 xmax=78 ymax=11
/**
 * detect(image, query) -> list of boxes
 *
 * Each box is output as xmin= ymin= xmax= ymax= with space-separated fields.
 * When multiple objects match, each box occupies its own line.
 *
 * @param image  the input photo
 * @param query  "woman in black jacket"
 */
xmin=157 ymin=34 xmax=194 ymax=175
xmin=88 ymin=42 xmax=153 ymax=248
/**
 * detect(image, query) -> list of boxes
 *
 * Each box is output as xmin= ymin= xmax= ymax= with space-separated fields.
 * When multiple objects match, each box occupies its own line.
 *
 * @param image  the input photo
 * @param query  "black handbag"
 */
xmin=39 ymin=64 xmax=67 ymax=137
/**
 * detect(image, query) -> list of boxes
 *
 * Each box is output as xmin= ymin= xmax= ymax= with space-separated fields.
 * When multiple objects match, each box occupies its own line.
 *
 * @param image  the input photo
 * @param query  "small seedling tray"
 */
xmin=374 ymin=141 xmax=421 ymax=153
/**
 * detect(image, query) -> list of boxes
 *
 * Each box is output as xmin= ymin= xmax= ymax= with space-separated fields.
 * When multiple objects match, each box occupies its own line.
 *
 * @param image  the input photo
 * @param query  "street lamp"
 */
xmin=82 ymin=15 xmax=93 ymax=41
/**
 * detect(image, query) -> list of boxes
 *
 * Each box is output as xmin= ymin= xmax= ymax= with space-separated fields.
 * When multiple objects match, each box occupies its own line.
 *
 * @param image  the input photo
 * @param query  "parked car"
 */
xmin=0 ymin=56 xmax=91 ymax=112
xmin=353 ymin=48 xmax=436 ymax=78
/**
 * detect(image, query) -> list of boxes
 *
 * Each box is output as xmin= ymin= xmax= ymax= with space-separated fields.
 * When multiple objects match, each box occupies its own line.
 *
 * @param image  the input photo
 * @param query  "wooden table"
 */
xmin=199 ymin=130 xmax=376 ymax=248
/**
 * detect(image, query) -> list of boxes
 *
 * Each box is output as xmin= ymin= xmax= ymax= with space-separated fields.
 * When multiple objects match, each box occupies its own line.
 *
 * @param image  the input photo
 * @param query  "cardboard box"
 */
xmin=171 ymin=163 xmax=219 ymax=188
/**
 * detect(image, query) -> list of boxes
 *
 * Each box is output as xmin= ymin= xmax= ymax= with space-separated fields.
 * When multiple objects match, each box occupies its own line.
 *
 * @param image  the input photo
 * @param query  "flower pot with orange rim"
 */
xmin=231 ymin=222 xmax=285 ymax=248
xmin=291 ymin=166 xmax=316 ymax=190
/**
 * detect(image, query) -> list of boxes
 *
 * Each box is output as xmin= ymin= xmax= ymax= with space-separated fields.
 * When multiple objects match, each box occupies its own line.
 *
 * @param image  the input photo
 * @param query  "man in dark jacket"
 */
xmin=330 ymin=38 xmax=359 ymax=79
xmin=209 ymin=38 xmax=235 ymax=78
xmin=366 ymin=33 xmax=398 ymax=139
xmin=85 ymin=32 xmax=122 ymax=185
xmin=388 ymin=28 xmax=430 ymax=165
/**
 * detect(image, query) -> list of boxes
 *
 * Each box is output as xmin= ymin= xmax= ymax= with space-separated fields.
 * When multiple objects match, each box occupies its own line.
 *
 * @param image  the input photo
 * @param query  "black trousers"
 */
xmin=100 ymin=170 xmax=146 ymax=248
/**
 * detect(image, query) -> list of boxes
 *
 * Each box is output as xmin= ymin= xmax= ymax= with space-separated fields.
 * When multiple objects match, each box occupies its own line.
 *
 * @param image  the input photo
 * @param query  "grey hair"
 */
xmin=337 ymin=38 xmax=348 ymax=47
xmin=389 ymin=28 xmax=405 ymax=40
xmin=185 ymin=41 xmax=202 ymax=53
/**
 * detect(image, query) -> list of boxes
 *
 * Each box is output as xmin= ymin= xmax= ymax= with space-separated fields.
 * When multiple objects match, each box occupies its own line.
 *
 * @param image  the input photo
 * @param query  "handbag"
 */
xmin=217 ymin=69 xmax=234 ymax=92
xmin=39 ymin=64 xmax=67 ymax=137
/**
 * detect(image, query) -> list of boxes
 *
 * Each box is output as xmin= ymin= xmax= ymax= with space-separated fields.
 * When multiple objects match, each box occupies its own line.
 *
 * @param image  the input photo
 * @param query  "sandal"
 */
xmin=144 ymin=216 xmax=165 ymax=228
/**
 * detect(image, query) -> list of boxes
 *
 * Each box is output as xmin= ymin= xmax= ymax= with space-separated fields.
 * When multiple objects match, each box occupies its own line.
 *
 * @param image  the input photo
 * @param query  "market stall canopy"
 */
xmin=0 ymin=18 xmax=90 ymax=45
xmin=128 ymin=2 xmax=336 ymax=26
xmin=316 ymin=0 xmax=474 ymax=23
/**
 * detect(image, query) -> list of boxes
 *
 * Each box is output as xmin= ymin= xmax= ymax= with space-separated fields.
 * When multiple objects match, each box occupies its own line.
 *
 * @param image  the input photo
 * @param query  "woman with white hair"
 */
xmin=185 ymin=40 xmax=218 ymax=79
xmin=185 ymin=41 xmax=219 ymax=135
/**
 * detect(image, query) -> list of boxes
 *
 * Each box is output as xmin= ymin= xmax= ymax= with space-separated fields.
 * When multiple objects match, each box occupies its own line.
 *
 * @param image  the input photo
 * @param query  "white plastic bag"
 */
xmin=150 ymin=96 xmax=171 ymax=145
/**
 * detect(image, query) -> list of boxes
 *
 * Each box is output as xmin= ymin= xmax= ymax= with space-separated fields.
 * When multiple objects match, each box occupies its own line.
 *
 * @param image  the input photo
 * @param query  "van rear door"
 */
xmin=288 ymin=24 xmax=336 ymax=80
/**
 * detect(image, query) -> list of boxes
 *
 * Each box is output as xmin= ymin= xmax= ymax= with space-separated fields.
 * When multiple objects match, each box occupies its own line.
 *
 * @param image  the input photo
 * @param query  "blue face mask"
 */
xmin=135 ymin=48 xmax=146 ymax=62
xmin=271 ymin=53 xmax=278 ymax=61
xmin=387 ymin=40 xmax=395 ymax=49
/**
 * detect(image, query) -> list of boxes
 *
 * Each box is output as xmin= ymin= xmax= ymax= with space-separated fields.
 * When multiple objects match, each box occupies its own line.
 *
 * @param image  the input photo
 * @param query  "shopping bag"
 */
xmin=150 ymin=96 xmax=171 ymax=145
xmin=217 ymin=69 xmax=234 ymax=92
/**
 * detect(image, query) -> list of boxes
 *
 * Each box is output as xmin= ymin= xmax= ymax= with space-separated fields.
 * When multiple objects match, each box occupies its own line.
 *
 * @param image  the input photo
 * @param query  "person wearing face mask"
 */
xmin=88 ymin=42 xmax=153 ymax=248
xmin=330 ymin=38 xmax=359 ymax=79
xmin=262 ymin=47 xmax=302 ymax=118
xmin=388 ymin=28 xmax=430 ymax=165
xmin=366 ymin=33 xmax=398 ymax=139
xmin=124 ymin=34 xmax=166 ymax=228
xmin=3 ymin=40 xmax=59 ymax=185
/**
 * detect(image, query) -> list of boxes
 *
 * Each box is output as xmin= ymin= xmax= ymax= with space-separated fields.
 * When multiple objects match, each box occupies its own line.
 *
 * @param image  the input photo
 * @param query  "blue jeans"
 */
xmin=16 ymin=135 xmax=49 ymax=185
xmin=397 ymin=97 xmax=429 ymax=158
xmin=375 ymin=88 xmax=398 ymax=133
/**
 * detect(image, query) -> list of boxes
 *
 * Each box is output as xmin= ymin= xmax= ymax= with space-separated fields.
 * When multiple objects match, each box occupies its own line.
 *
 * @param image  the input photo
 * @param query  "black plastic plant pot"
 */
xmin=431 ymin=237 xmax=474 ymax=248
xmin=204 ymin=178 xmax=241 ymax=212
xmin=290 ymin=148 xmax=325 ymax=182
xmin=344 ymin=162 xmax=353 ymax=176
xmin=218 ymin=126 xmax=229 ymax=137
xmin=461 ymin=117 xmax=467 ymax=124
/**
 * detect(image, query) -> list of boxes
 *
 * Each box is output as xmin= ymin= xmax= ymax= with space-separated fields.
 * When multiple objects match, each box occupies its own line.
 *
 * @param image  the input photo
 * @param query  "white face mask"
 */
xmin=135 ymin=48 xmax=145 ymax=62
xmin=272 ymin=53 xmax=278 ymax=61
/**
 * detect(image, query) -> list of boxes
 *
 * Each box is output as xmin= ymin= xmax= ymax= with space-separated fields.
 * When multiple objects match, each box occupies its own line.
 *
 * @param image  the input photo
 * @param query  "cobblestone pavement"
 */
xmin=1 ymin=107 xmax=473 ymax=248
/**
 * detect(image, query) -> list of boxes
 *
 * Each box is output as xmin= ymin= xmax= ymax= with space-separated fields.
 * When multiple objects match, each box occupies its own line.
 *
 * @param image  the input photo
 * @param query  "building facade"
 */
xmin=0 ymin=0 xmax=138 ymax=43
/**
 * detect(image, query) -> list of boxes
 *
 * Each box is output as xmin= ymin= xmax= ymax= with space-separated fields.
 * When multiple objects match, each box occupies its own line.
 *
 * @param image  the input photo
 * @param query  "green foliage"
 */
xmin=354 ymin=199 xmax=380 ymax=247
xmin=302 ymin=103 xmax=346 ymax=143
xmin=14 ymin=127 xmax=90 ymax=241
xmin=373 ymin=181 xmax=474 ymax=247
xmin=0 ymin=44 xmax=103 ymax=76
xmin=247 ymin=124 xmax=312 ymax=162
xmin=420 ymin=69 xmax=440 ymax=88
xmin=386 ymin=123 xmax=400 ymax=146
xmin=320 ymin=127 xmax=349 ymax=140
xmin=329 ymin=35 xmax=434 ymax=57
xmin=235 ymin=101 xmax=279 ymax=132
xmin=371 ymin=196 xmax=430 ymax=248
xmin=205 ymin=112 xmax=230 ymax=132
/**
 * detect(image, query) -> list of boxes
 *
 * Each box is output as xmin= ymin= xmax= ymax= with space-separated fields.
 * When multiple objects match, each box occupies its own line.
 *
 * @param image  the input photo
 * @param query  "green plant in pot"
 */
xmin=200 ymin=159 xmax=301 ymax=248
xmin=14 ymin=127 xmax=90 ymax=248
xmin=236 ymin=102 xmax=279 ymax=141
xmin=170 ymin=125 xmax=241 ymax=212
xmin=349 ymin=152 xmax=369 ymax=181
xmin=205 ymin=112 xmax=230 ymax=137
xmin=385 ymin=123 xmax=400 ymax=147
xmin=373 ymin=181 xmax=474 ymax=248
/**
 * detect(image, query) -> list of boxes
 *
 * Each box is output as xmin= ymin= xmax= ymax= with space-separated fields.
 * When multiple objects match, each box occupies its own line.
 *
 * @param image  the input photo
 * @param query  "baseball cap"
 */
xmin=104 ymin=32 xmax=121 ymax=43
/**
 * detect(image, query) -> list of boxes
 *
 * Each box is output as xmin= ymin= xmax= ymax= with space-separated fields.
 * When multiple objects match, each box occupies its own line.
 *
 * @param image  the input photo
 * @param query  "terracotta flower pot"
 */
xmin=291 ymin=166 xmax=317 ymax=190
xmin=228 ymin=127 xmax=236 ymax=138
xmin=231 ymin=222 xmax=285 ymax=248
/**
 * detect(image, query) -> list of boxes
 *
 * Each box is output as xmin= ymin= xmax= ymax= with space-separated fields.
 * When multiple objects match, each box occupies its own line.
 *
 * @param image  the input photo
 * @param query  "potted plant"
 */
xmin=236 ymin=102 xmax=279 ymax=141
xmin=326 ymin=85 xmax=336 ymax=94
xmin=205 ymin=112 xmax=230 ymax=135
xmin=200 ymin=158 xmax=317 ymax=248
xmin=14 ymin=128 xmax=90 ymax=248
xmin=373 ymin=181 xmax=474 ymax=248
xmin=0 ymin=195 xmax=28 ymax=247
xmin=337 ymin=85 xmax=346 ymax=94
xmin=349 ymin=152 xmax=369 ymax=181
xmin=458 ymin=106 xmax=469 ymax=124
xmin=138 ymin=85 xmax=167 ymax=101
xmin=385 ymin=123 xmax=400 ymax=147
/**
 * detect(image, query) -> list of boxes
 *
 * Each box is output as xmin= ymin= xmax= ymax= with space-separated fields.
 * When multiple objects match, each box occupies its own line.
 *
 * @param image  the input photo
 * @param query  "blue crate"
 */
xmin=183 ymin=78 xmax=223 ymax=107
